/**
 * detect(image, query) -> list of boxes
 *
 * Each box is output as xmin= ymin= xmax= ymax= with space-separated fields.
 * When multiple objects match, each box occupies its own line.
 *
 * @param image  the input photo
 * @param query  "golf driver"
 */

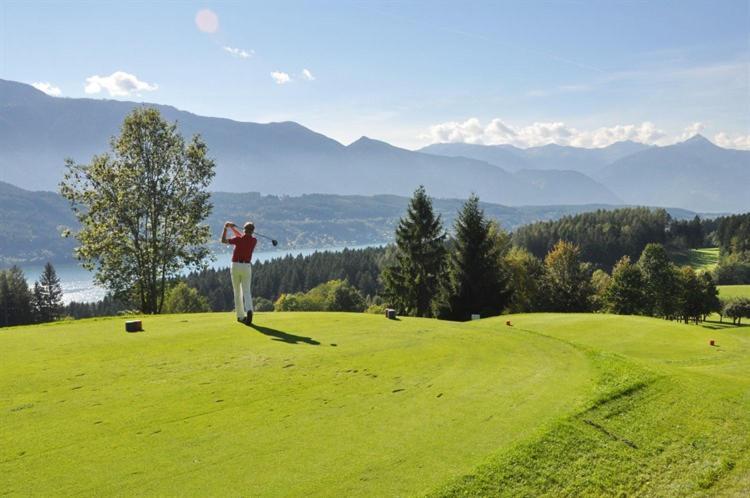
xmin=227 ymin=223 xmax=278 ymax=246
xmin=255 ymin=232 xmax=279 ymax=247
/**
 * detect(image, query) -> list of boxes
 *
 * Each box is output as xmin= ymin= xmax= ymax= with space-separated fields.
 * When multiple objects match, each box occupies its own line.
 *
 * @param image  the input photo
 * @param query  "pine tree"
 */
xmin=433 ymin=195 xmax=512 ymax=321
xmin=0 ymin=271 xmax=9 ymax=327
xmin=0 ymin=267 xmax=33 ymax=327
xmin=33 ymin=262 xmax=64 ymax=323
xmin=382 ymin=186 xmax=446 ymax=317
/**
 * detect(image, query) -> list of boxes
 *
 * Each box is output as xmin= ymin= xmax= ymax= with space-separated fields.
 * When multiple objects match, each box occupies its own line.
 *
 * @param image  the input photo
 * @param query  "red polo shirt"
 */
xmin=229 ymin=235 xmax=258 ymax=263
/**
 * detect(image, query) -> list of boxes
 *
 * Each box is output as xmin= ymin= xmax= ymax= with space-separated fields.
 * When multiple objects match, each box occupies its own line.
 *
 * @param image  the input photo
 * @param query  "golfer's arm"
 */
xmin=221 ymin=227 xmax=229 ymax=244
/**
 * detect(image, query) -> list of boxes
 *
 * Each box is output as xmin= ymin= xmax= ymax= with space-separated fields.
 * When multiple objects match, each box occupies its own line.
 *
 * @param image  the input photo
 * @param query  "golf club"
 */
xmin=227 ymin=223 xmax=278 ymax=246
xmin=255 ymin=232 xmax=279 ymax=247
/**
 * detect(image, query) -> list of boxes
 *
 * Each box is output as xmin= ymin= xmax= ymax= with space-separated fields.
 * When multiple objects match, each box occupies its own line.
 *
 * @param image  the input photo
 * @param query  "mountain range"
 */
xmin=1 ymin=78 xmax=748 ymax=212
xmin=0 ymin=180 xmax=707 ymax=265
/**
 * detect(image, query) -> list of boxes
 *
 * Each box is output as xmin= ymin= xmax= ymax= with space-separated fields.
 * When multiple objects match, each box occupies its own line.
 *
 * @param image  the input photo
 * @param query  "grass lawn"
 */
xmin=718 ymin=285 xmax=750 ymax=300
xmin=2 ymin=312 xmax=749 ymax=496
xmin=673 ymin=247 xmax=720 ymax=271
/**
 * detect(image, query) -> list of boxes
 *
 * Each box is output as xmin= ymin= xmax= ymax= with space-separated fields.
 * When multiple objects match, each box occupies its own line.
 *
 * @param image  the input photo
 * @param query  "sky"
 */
xmin=1 ymin=0 xmax=748 ymax=149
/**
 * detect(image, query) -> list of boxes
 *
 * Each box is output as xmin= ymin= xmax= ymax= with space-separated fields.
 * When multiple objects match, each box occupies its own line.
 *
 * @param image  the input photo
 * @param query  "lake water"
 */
xmin=15 ymin=244 xmax=381 ymax=304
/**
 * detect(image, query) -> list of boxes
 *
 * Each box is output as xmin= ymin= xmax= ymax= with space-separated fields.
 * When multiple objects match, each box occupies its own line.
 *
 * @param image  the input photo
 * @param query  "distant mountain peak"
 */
xmin=348 ymin=136 xmax=396 ymax=151
xmin=677 ymin=133 xmax=720 ymax=150
xmin=683 ymin=134 xmax=713 ymax=145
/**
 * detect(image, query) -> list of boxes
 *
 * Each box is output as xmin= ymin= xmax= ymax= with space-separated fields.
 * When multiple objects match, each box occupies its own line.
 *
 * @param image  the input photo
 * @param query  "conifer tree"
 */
xmin=32 ymin=262 xmax=63 ymax=322
xmin=0 ymin=267 xmax=33 ymax=327
xmin=382 ymin=186 xmax=446 ymax=317
xmin=433 ymin=195 xmax=511 ymax=321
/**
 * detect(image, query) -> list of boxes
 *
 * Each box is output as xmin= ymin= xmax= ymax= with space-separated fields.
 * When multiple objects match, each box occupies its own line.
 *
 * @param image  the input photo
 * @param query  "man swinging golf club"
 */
xmin=222 ymin=221 xmax=259 ymax=324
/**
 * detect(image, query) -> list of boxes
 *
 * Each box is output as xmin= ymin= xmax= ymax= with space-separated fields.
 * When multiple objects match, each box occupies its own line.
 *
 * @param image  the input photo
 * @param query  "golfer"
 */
xmin=222 ymin=221 xmax=258 ymax=324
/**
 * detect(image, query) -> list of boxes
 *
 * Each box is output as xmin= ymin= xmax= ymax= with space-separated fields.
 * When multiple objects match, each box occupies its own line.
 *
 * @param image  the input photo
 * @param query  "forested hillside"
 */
xmin=5 ymin=179 xmax=710 ymax=264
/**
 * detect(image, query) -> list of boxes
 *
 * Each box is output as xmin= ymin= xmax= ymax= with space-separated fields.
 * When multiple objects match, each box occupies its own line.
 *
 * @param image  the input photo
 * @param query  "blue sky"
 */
xmin=1 ymin=0 xmax=748 ymax=149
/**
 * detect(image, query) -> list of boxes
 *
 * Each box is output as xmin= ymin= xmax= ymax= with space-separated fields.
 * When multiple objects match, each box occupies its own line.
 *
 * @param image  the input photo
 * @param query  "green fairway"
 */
xmin=719 ymin=285 xmax=750 ymax=300
xmin=673 ymin=247 xmax=720 ymax=271
xmin=2 ymin=312 xmax=749 ymax=496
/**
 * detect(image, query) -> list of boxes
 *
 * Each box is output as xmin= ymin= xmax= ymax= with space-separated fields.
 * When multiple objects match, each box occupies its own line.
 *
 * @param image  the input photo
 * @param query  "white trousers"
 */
xmin=231 ymin=262 xmax=253 ymax=319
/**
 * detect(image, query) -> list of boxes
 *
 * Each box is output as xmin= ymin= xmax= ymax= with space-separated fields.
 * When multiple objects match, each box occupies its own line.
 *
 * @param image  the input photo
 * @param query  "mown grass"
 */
xmin=0 ymin=312 xmax=593 ymax=496
xmin=718 ymin=285 xmax=750 ymax=300
xmin=434 ymin=314 xmax=750 ymax=497
xmin=1 ymin=312 xmax=748 ymax=496
xmin=673 ymin=247 xmax=720 ymax=271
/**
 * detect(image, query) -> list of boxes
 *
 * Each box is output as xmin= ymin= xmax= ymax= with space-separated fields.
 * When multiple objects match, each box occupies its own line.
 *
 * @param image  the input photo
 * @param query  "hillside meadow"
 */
xmin=718 ymin=285 xmax=750 ymax=300
xmin=1 ymin=312 xmax=748 ymax=496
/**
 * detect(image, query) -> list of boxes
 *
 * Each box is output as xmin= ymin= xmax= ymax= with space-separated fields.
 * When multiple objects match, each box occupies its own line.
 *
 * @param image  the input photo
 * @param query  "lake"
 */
xmin=16 ymin=244 xmax=381 ymax=304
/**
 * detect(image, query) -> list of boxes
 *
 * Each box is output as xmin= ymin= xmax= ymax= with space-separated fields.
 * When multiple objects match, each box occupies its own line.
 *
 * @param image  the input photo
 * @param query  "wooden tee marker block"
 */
xmin=385 ymin=308 xmax=397 ymax=320
xmin=125 ymin=320 xmax=143 ymax=333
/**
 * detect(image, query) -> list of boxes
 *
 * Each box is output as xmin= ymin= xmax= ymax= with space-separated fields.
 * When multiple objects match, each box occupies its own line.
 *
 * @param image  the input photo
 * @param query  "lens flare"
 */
xmin=195 ymin=9 xmax=219 ymax=33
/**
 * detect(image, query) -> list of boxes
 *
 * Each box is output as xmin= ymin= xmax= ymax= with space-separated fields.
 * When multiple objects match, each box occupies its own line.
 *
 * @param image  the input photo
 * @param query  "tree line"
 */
xmin=379 ymin=187 xmax=748 ymax=325
xmin=0 ymin=263 xmax=64 ymax=327
xmin=712 ymin=213 xmax=750 ymax=284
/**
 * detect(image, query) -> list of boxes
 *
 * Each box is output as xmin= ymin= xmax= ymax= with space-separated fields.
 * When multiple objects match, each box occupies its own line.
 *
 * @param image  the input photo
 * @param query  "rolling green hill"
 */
xmin=719 ymin=285 xmax=750 ymax=300
xmin=1 ymin=313 xmax=748 ymax=496
xmin=674 ymin=247 xmax=720 ymax=271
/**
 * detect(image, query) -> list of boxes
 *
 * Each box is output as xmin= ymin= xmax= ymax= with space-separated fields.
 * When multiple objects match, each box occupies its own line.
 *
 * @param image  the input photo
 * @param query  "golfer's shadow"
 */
xmin=249 ymin=324 xmax=321 ymax=346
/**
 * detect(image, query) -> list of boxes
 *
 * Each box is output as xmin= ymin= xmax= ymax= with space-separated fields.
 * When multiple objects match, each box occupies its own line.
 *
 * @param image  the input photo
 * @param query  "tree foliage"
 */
xmin=31 ymin=262 xmax=63 ymax=323
xmin=60 ymin=107 xmax=215 ymax=313
xmin=605 ymin=256 xmax=647 ymax=315
xmin=723 ymin=297 xmax=750 ymax=325
xmin=163 ymin=282 xmax=211 ymax=314
xmin=382 ymin=186 xmax=446 ymax=317
xmin=513 ymin=207 xmax=670 ymax=268
xmin=0 ymin=266 xmax=33 ymax=327
xmin=433 ymin=195 xmax=512 ymax=321
xmin=638 ymin=243 xmax=679 ymax=318
xmin=538 ymin=240 xmax=593 ymax=312
xmin=274 ymin=280 xmax=365 ymax=312
xmin=504 ymin=247 xmax=544 ymax=313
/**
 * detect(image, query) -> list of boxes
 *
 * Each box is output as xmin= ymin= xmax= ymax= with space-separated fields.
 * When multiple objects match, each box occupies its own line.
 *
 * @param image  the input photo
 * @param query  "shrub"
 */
xmin=366 ymin=304 xmax=388 ymax=314
xmin=723 ymin=297 xmax=750 ymax=325
xmin=163 ymin=283 xmax=210 ymax=314
xmin=253 ymin=297 xmax=275 ymax=312
xmin=274 ymin=280 xmax=365 ymax=312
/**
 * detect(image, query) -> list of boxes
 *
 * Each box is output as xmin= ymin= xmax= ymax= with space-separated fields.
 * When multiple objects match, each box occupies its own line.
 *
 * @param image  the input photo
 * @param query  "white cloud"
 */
xmin=678 ymin=122 xmax=706 ymax=141
xmin=422 ymin=118 xmax=674 ymax=148
xmin=301 ymin=68 xmax=315 ymax=81
xmin=31 ymin=82 xmax=62 ymax=96
xmin=223 ymin=46 xmax=253 ymax=59
xmin=195 ymin=9 xmax=219 ymax=33
xmin=271 ymin=71 xmax=291 ymax=85
xmin=713 ymin=132 xmax=750 ymax=150
xmin=84 ymin=71 xmax=158 ymax=97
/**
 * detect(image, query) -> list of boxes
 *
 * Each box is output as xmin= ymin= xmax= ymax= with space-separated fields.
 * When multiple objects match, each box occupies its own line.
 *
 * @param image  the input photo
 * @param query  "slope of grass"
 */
xmin=1 ymin=312 xmax=748 ymax=496
xmin=0 ymin=313 xmax=593 ymax=497
xmin=673 ymin=247 xmax=720 ymax=271
xmin=435 ymin=314 xmax=750 ymax=497
xmin=718 ymin=285 xmax=750 ymax=300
